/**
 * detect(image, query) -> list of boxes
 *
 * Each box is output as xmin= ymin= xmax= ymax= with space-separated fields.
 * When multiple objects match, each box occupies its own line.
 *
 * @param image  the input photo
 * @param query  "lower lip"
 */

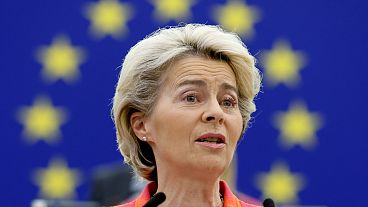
xmin=195 ymin=142 xmax=225 ymax=149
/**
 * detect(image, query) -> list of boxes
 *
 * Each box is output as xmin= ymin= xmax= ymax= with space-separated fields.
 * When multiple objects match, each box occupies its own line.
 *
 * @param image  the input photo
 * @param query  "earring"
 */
xmin=142 ymin=136 xmax=147 ymax=141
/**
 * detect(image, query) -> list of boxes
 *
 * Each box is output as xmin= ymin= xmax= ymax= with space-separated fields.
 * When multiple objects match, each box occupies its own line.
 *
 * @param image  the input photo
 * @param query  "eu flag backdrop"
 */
xmin=1 ymin=0 xmax=367 ymax=206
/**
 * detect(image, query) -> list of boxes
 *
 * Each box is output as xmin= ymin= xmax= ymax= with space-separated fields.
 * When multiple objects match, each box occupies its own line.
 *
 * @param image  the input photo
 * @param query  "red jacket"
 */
xmin=115 ymin=181 xmax=260 ymax=207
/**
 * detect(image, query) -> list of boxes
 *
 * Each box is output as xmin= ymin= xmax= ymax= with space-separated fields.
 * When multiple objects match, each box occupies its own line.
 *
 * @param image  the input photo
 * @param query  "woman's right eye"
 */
xmin=184 ymin=94 xmax=197 ymax=103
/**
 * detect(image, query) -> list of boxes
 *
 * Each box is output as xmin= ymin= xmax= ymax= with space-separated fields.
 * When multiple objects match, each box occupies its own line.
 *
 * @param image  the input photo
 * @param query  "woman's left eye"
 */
xmin=222 ymin=98 xmax=236 ymax=108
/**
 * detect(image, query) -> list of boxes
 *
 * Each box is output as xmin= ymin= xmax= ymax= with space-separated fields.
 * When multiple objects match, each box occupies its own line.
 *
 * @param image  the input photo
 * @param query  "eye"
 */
xmin=184 ymin=94 xmax=198 ymax=103
xmin=222 ymin=97 xmax=237 ymax=108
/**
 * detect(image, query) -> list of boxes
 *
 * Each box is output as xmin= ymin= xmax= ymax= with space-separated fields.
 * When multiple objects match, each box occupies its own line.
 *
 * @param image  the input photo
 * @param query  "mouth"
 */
xmin=195 ymin=133 xmax=226 ymax=144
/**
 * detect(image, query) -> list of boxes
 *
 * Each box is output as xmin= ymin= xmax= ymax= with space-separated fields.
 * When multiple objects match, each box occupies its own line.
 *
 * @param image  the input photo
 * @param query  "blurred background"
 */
xmin=1 ymin=0 xmax=367 ymax=206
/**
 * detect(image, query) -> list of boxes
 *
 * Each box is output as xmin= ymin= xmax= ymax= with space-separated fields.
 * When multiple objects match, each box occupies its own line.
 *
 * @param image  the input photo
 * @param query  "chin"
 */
xmin=193 ymin=156 xmax=228 ymax=174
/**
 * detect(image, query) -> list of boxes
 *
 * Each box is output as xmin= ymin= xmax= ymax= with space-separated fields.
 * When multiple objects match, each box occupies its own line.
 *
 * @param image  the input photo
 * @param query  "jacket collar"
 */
xmin=134 ymin=180 xmax=245 ymax=207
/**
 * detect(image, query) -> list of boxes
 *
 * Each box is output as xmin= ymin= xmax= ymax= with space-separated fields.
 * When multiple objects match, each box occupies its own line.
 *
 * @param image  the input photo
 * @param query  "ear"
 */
xmin=130 ymin=111 xmax=148 ymax=141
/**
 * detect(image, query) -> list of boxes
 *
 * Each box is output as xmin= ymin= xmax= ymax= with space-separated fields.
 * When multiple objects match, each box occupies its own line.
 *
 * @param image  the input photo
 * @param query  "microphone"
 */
xmin=263 ymin=198 xmax=275 ymax=207
xmin=143 ymin=192 xmax=166 ymax=207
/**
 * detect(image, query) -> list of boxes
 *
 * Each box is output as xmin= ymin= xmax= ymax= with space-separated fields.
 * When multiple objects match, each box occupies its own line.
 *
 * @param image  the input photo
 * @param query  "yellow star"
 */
xmin=261 ymin=40 xmax=306 ymax=87
xmin=36 ymin=36 xmax=85 ymax=83
xmin=85 ymin=0 xmax=133 ymax=38
xmin=33 ymin=157 xmax=81 ymax=199
xmin=152 ymin=0 xmax=195 ymax=22
xmin=16 ymin=96 xmax=67 ymax=144
xmin=256 ymin=162 xmax=305 ymax=204
xmin=273 ymin=101 xmax=323 ymax=149
xmin=213 ymin=0 xmax=260 ymax=37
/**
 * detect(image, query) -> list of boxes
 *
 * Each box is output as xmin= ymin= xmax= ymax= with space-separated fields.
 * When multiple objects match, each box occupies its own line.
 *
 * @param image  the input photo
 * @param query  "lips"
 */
xmin=195 ymin=133 xmax=226 ymax=144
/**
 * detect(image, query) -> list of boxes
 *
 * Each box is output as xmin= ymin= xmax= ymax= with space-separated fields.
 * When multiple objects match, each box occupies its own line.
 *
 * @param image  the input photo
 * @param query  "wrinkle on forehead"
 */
xmin=165 ymin=56 xmax=237 ymax=92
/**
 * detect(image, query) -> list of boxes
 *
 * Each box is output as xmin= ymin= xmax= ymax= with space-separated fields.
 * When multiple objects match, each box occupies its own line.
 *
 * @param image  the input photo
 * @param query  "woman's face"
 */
xmin=144 ymin=56 xmax=243 ymax=178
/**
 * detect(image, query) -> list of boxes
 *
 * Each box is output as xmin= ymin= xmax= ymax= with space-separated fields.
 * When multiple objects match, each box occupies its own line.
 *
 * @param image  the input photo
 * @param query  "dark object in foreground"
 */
xmin=143 ymin=192 xmax=166 ymax=207
xmin=263 ymin=198 xmax=275 ymax=207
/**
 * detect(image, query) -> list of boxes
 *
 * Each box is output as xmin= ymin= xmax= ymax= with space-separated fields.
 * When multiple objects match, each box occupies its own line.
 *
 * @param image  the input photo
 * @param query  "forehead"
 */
xmin=164 ymin=56 xmax=237 ymax=88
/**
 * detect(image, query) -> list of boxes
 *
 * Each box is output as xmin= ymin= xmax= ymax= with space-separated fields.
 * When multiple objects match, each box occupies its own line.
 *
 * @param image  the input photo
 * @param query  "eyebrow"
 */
xmin=221 ymin=82 xmax=238 ymax=94
xmin=176 ymin=80 xmax=206 ymax=89
xmin=176 ymin=79 xmax=238 ymax=94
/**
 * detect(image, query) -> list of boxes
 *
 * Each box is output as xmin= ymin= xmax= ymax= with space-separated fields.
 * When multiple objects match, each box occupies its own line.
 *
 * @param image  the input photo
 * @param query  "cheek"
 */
xmin=150 ymin=107 xmax=195 ymax=144
xmin=229 ymin=113 xmax=244 ymax=144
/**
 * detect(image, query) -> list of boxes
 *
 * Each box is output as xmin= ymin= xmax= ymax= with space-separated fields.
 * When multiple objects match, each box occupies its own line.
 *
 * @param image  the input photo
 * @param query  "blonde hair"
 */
xmin=112 ymin=24 xmax=261 ymax=181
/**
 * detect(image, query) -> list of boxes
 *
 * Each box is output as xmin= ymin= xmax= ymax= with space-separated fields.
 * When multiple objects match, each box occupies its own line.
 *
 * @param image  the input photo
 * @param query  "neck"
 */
xmin=155 ymin=171 xmax=223 ymax=207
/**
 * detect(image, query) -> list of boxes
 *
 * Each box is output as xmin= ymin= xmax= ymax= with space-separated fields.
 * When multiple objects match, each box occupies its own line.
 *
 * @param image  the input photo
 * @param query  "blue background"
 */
xmin=1 ymin=0 xmax=367 ymax=206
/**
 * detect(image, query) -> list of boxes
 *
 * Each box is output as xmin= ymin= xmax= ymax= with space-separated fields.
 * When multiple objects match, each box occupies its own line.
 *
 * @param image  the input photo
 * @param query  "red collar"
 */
xmin=133 ymin=180 xmax=258 ymax=207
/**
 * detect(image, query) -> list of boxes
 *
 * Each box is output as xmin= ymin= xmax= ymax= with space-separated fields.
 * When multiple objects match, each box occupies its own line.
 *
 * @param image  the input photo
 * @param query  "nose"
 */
xmin=202 ymin=97 xmax=224 ymax=125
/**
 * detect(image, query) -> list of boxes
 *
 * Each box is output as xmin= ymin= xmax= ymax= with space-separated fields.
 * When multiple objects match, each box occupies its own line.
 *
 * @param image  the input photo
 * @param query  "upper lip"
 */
xmin=196 ymin=133 xmax=226 ymax=144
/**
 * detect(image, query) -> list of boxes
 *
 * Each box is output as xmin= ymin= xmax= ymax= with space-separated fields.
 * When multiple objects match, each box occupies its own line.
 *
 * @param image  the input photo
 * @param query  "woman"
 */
xmin=112 ymin=24 xmax=261 ymax=207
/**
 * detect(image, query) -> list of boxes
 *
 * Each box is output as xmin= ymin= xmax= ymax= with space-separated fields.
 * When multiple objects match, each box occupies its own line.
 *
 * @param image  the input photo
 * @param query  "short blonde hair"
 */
xmin=112 ymin=24 xmax=261 ymax=181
